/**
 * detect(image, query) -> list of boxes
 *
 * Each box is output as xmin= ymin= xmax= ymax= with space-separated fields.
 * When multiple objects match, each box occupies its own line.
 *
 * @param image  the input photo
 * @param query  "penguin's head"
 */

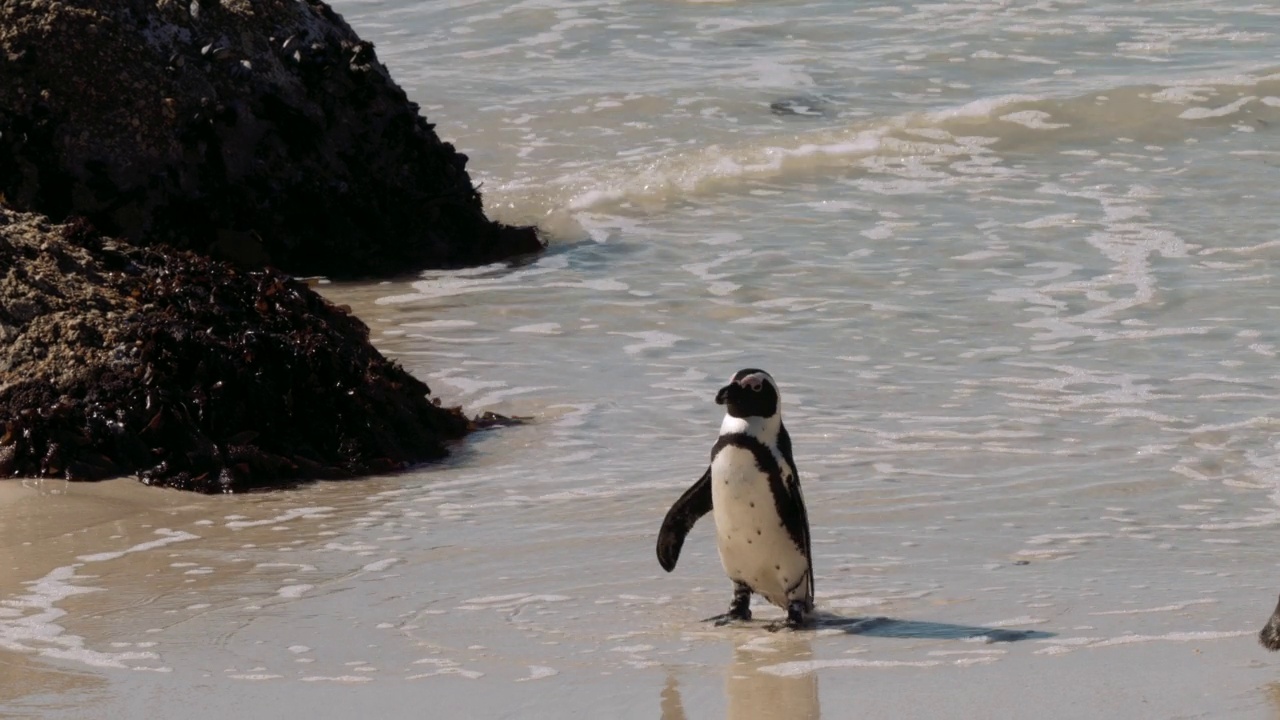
xmin=716 ymin=368 xmax=780 ymax=419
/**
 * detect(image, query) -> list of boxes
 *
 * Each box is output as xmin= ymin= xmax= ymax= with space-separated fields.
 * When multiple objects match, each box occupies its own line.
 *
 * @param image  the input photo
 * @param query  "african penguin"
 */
xmin=656 ymin=368 xmax=814 ymax=628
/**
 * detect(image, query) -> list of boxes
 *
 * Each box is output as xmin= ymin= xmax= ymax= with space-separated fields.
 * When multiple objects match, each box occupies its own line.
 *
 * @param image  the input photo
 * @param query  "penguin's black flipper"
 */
xmin=657 ymin=467 xmax=713 ymax=572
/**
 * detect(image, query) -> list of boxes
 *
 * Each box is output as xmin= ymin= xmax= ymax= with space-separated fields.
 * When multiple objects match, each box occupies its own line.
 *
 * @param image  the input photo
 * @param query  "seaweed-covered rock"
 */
xmin=0 ymin=208 xmax=471 ymax=492
xmin=0 ymin=0 xmax=542 ymax=278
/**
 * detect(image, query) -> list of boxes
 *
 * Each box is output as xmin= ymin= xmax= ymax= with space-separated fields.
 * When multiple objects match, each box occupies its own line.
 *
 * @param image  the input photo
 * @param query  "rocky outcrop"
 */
xmin=1260 ymin=594 xmax=1280 ymax=650
xmin=0 ymin=0 xmax=542 ymax=278
xmin=0 ymin=209 xmax=472 ymax=492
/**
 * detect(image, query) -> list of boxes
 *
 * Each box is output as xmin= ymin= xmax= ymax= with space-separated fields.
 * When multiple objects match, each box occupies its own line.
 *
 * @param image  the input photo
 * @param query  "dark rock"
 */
xmin=469 ymin=411 xmax=533 ymax=431
xmin=0 ymin=209 xmax=470 ymax=492
xmin=769 ymin=95 xmax=832 ymax=118
xmin=1260 ymin=593 xmax=1280 ymax=651
xmin=0 ymin=0 xmax=543 ymax=278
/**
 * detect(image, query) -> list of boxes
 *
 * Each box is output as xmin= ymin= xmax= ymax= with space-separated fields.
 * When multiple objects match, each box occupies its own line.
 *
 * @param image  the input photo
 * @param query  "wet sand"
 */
xmin=2 ymin=463 xmax=1279 ymax=719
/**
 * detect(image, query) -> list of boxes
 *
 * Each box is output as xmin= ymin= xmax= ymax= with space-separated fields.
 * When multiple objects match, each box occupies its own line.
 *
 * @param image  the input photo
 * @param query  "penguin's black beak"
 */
xmin=715 ymin=384 xmax=733 ymax=405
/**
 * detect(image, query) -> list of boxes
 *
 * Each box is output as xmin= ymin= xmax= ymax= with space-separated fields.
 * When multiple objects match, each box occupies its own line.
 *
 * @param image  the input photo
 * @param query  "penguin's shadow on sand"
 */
xmin=709 ymin=610 xmax=1055 ymax=641
xmin=808 ymin=610 xmax=1054 ymax=642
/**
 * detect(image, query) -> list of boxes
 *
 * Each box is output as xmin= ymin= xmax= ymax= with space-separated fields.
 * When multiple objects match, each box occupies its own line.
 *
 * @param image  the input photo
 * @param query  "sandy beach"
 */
xmin=3 ymin=416 xmax=1279 ymax=719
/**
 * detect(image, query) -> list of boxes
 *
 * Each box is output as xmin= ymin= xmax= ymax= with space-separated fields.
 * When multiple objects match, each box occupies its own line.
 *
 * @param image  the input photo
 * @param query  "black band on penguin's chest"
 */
xmin=711 ymin=433 xmax=806 ymax=553
xmin=711 ymin=433 xmax=784 ymax=476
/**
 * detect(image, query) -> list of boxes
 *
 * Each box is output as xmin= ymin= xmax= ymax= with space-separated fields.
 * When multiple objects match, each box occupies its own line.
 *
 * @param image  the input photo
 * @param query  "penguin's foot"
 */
xmin=705 ymin=582 xmax=754 ymax=625
xmin=704 ymin=610 xmax=751 ymax=626
xmin=762 ymin=601 xmax=811 ymax=632
xmin=760 ymin=602 xmax=812 ymax=632
xmin=786 ymin=600 xmax=809 ymax=627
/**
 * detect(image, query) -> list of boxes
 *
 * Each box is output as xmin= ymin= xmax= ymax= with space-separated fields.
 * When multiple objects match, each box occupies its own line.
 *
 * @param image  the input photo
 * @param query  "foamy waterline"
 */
xmin=0 ymin=529 xmax=199 ymax=670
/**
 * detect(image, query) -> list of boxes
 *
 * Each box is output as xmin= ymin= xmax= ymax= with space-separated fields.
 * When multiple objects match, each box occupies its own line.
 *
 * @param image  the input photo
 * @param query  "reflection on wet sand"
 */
xmin=727 ymin=636 xmax=819 ymax=720
xmin=660 ymin=673 xmax=688 ymax=720
xmin=661 ymin=636 xmax=819 ymax=720
xmin=657 ymin=611 xmax=1051 ymax=720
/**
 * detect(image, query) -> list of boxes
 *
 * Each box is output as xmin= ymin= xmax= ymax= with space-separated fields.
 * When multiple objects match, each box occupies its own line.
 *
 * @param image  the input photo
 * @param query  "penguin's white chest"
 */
xmin=710 ymin=446 xmax=809 ymax=609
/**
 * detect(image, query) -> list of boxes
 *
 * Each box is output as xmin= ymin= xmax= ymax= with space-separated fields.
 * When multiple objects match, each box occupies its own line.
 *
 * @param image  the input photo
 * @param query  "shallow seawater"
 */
xmin=5 ymin=1 xmax=1280 ymax=717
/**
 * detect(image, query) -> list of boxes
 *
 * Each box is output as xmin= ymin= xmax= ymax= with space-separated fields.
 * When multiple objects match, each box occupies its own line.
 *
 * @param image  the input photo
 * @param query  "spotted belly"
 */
xmin=710 ymin=447 xmax=810 ymax=610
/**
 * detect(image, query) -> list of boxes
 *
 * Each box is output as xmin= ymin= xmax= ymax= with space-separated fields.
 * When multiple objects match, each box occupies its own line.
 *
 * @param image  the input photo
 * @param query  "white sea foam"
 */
xmin=759 ymin=658 xmax=944 ymax=676
xmin=77 ymin=529 xmax=201 ymax=562
xmin=610 ymin=331 xmax=685 ymax=355
xmin=255 ymin=562 xmax=318 ymax=572
xmin=225 ymin=508 xmax=334 ymax=529
xmin=1 ymin=529 xmax=201 ymax=670
xmin=511 ymin=323 xmax=563 ymax=334
xmin=1035 ymin=630 xmax=1251 ymax=655
xmin=563 ymin=128 xmax=890 ymax=212
xmin=361 ymin=558 xmax=401 ymax=573
xmin=276 ymin=584 xmax=314 ymax=599
xmin=1179 ymin=96 xmax=1256 ymax=119
xmin=1089 ymin=599 xmax=1216 ymax=616
xmin=1000 ymin=111 xmax=1069 ymax=129
xmin=301 ymin=675 xmax=374 ymax=683
xmin=516 ymin=665 xmax=559 ymax=682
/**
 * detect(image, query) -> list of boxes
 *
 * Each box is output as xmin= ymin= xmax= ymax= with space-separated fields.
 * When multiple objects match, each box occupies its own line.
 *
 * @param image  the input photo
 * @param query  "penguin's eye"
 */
xmin=748 ymin=380 xmax=763 ymax=392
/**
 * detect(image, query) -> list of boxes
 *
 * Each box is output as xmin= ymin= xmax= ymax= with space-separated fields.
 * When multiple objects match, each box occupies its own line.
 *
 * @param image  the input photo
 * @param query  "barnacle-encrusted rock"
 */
xmin=0 ymin=209 xmax=471 ymax=492
xmin=0 ymin=0 xmax=542 ymax=278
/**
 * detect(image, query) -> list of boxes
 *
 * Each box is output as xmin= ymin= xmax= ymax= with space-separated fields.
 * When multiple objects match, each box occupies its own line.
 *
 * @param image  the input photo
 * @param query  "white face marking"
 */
xmin=719 ymin=412 xmax=780 ymax=442
xmin=719 ymin=368 xmax=783 ymax=443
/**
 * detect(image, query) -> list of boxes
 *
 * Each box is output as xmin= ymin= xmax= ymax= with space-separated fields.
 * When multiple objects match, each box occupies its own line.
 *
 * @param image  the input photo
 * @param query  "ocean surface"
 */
xmin=5 ymin=1 xmax=1280 ymax=717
